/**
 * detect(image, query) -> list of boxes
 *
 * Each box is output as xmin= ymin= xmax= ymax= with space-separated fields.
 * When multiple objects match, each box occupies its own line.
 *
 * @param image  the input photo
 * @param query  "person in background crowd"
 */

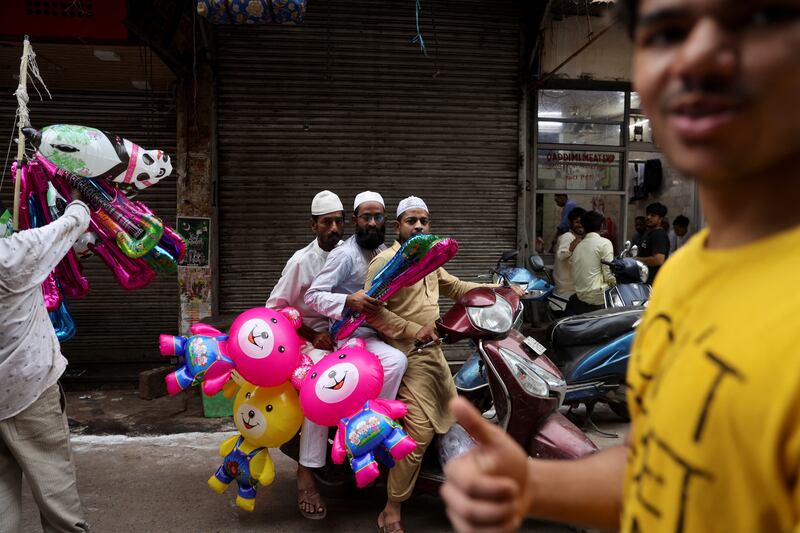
xmin=553 ymin=207 xmax=586 ymax=304
xmin=638 ymin=202 xmax=670 ymax=283
xmin=566 ymin=210 xmax=615 ymax=315
xmin=550 ymin=194 xmax=577 ymax=252
xmin=673 ymin=214 xmax=692 ymax=250
xmin=661 ymin=217 xmax=678 ymax=253
xmin=631 ymin=215 xmax=647 ymax=248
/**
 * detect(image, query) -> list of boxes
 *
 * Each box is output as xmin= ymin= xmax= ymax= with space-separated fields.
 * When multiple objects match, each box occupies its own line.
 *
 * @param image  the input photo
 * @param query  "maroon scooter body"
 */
xmin=439 ymin=286 xmax=597 ymax=461
xmin=280 ymin=285 xmax=596 ymax=497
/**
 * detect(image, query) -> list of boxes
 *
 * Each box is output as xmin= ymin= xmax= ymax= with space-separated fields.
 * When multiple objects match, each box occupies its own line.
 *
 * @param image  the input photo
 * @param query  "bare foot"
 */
xmin=378 ymin=501 xmax=404 ymax=532
xmin=297 ymin=465 xmax=326 ymax=519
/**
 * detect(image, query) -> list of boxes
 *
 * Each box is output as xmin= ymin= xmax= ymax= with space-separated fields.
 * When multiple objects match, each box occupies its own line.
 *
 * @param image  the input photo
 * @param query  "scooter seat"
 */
xmin=550 ymin=307 xmax=644 ymax=349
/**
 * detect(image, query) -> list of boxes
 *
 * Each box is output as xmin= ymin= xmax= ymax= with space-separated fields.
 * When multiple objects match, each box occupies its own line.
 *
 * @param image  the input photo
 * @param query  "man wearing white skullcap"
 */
xmin=266 ymin=190 xmax=344 ymax=520
xmin=305 ymin=187 xmax=408 ymax=412
xmin=365 ymin=196 xmax=523 ymax=532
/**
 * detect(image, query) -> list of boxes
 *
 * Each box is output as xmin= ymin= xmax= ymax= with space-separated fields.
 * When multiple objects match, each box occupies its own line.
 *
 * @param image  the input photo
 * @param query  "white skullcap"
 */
xmin=396 ymin=196 xmax=429 ymax=219
xmin=353 ymin=191 xmax=385 ymax=211
xmin=311 ymin=190 xmax=344 ymax=216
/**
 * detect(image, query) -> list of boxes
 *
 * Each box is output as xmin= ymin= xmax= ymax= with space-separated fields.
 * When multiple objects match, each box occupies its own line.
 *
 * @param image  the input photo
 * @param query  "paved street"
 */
xmin=17 ymin=391 xmax=627 ymax=532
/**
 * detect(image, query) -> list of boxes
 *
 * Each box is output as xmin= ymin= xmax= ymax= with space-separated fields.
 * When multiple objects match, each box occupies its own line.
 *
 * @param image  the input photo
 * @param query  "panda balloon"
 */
xmin=24 ymin=124 xmax=172 ymax=190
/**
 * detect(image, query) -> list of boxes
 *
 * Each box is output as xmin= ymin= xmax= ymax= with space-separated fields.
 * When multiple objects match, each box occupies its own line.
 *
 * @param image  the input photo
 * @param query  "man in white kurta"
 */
xmin=265 ymin=190 xmax=343 ymax=520
xmin=0 ymin=196 xmax=91 ymax=532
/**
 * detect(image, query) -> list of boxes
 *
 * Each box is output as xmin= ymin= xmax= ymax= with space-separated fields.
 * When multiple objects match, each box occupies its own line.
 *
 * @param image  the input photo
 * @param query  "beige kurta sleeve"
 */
xmin=365 ymin=251 xmax=425 ymax=341
xmin=437 ymin=267 xmax=483 ymax=301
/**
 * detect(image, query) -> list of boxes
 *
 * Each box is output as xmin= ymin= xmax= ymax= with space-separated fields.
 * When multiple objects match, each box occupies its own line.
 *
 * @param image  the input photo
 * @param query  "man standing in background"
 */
xmin=553 ymin=207 xmax=586 ymax=305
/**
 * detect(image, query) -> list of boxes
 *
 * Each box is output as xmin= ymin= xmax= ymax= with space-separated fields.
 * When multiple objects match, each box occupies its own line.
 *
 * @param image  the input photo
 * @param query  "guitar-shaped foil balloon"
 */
xmin=330 ymin=234 xmax=458 ymax=340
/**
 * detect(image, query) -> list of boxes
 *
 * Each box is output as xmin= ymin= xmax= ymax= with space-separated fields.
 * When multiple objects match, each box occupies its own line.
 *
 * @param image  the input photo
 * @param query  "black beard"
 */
xmin=355 ymin=226 xmax=385 ymax=249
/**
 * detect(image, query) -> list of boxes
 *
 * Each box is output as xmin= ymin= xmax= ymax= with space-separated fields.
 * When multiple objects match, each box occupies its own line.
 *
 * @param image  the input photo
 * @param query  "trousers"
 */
xmin=0 ymin=383 xmax=89 ymax=533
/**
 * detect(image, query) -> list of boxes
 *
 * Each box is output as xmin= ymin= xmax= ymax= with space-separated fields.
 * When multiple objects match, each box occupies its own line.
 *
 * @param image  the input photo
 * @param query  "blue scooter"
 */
xmin=456 ymin=247 xmax=649 ymax=419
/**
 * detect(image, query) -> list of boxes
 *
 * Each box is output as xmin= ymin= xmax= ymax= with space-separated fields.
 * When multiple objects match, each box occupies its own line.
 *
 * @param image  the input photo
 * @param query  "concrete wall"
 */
xmin=176 ymin=63 xmax=216 ymax=334
xmin=540 ymin=16 xmax=633 ymax=81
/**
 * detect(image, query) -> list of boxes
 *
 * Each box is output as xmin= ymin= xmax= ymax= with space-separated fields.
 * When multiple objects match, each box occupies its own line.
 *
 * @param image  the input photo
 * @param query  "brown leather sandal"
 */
xmin=298 ymin=487 xmax=327 ymax=520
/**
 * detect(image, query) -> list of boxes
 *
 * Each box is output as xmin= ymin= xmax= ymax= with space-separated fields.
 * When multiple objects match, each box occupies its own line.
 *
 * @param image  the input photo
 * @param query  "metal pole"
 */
xmin=11 ymin=36 xmax=31 ymax=231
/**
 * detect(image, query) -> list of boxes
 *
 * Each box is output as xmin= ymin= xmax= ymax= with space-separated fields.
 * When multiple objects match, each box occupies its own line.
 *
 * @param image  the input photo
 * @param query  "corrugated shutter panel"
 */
xmin=216 ymin=0 xmax=520 ymax=360
xmin=0 ymin=90 xmax=178 ymax=364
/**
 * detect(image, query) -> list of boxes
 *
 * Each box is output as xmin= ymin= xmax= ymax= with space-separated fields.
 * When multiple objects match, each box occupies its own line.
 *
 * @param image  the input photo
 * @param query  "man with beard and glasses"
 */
xmin=440 ymin=1 xmax=800 ymax=532
xmin=305 ymin=191 xmax=408 ymax=403
xmin=265 ymin=190 xmax=344 ymax=520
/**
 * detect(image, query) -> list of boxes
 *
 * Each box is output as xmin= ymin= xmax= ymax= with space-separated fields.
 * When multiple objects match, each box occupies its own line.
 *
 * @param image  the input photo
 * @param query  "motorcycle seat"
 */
xmin=548 ymin=344 xmax=597 ymax=376
xmin=549 ymin=307 xmax=644 ymax=349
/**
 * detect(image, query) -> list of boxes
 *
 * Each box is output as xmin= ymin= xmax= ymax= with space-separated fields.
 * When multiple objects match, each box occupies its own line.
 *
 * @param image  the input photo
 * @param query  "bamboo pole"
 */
xmin=11 ymin=35 xmax=31 ymax=231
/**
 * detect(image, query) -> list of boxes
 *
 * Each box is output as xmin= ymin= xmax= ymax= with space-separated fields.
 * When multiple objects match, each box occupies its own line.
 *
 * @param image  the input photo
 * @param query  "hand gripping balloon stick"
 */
xmin=53 ymin=167 xmax=164 ymax=258
xmin=330 ymin=234 xmax=459 ymax=340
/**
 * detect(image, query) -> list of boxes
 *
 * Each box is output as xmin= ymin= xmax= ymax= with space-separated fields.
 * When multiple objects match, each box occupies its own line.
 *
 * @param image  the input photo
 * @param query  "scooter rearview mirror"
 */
xmin=500 ymin=250 xmax=519 ymax=262
xmin=529 ymin=254 xmax=545 ymax=272
xmin=630 ymin=245 xmax=639 ymax=257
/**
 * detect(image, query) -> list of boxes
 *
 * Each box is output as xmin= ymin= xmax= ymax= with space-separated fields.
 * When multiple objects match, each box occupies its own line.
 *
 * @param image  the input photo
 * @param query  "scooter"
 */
xmin=281 ymin=285 xmax=597 ymax=495
xmin=459 ymin=244 xmax=650 ymax=420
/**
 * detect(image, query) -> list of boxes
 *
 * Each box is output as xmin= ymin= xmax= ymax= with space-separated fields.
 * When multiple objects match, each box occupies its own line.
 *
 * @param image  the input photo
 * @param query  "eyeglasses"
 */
xmin=357 ymin=213 xmax=385 ymax=223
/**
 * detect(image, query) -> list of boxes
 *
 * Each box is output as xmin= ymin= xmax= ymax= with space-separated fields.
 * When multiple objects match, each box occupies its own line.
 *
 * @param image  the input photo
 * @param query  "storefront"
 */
xmin=213 ymin=0 xmax=524 ymax=313
xmin=532 ymin=81 xmax=701 ymax=258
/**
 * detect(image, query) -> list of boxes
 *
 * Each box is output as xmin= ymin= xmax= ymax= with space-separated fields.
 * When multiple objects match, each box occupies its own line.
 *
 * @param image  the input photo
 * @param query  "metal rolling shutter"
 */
xmin=216 ymin=0 xmax=520 ymax=358
xmin=0 ymin=89 xmax=178 ymax=364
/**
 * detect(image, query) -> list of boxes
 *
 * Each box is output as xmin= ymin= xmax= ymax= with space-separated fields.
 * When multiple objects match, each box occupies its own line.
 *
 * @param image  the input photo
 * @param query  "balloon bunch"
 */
xmin=160 ymin=309 xmax=416 ymax=509
xmin=10 ymin=125 xmax=185 ymax=340
xmin=160 ymin=307 xmax=307 ymax=511
xmin=330 ymin=234 xmax=459 ymax=339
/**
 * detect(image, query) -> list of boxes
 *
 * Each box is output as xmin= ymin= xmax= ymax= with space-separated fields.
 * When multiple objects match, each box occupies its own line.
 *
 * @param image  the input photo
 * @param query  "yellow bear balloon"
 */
xmin=207 ymin=380 xmax=303 ymax=511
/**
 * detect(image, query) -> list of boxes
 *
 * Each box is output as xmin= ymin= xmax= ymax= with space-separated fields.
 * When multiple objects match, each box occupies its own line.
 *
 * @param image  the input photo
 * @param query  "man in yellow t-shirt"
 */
xmin=437 ymin=0 xmax=800 ymax=532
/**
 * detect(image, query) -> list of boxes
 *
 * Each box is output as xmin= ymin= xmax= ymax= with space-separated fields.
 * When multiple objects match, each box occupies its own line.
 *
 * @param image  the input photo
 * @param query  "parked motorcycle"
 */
xmin=281 ymin=285 xmax=597 ymax=495
xmin=460 ymin=243 xmax=651 ymax=420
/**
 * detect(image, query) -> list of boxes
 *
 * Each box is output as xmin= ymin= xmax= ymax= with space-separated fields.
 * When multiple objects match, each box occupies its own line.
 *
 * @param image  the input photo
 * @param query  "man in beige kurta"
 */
xmin=365 ymin=196 xmax=483 ymax=533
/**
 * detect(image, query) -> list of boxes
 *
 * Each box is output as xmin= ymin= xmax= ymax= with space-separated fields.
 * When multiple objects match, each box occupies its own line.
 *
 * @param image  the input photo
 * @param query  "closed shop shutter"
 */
xmin=216 ymin=0 xmax=520 ymax=360
xmin=0 ymin=89 xmax=178 ymax=364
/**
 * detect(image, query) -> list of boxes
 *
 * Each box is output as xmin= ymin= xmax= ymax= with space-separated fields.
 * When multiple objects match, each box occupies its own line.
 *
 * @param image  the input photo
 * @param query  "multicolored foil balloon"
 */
xmin=24 ymin=125 xmax=172 ymax=190
xmin=159 ymin=323 xmax=231 ymax=396
xmin=330 ymin=234 xmax=459 ymax=339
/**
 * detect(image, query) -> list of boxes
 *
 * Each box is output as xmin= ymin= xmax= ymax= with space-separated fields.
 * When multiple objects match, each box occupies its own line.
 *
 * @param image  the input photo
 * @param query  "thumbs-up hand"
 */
xmin=440 ymin=397 xmax=532 ymax=533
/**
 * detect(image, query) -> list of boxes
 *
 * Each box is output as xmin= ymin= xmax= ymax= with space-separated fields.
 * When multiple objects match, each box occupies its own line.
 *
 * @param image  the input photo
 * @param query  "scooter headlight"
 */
xmin=525 ymin=289 xmax=548 ymax=299
xmin=498 ymin=347 xmax=565 ymax=401
xmin=467 ymin=296 xmax=513 ymax=334
xmin=637 ymin=261 xmax=649 ymax=283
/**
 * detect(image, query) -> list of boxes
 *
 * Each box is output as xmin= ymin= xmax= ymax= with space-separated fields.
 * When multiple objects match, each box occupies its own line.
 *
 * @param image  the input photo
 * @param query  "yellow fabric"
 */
xmin=622 ymin=224 xmax=800 ymax=533
xmin=365 ymin=241 xmax=482 ymax=434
